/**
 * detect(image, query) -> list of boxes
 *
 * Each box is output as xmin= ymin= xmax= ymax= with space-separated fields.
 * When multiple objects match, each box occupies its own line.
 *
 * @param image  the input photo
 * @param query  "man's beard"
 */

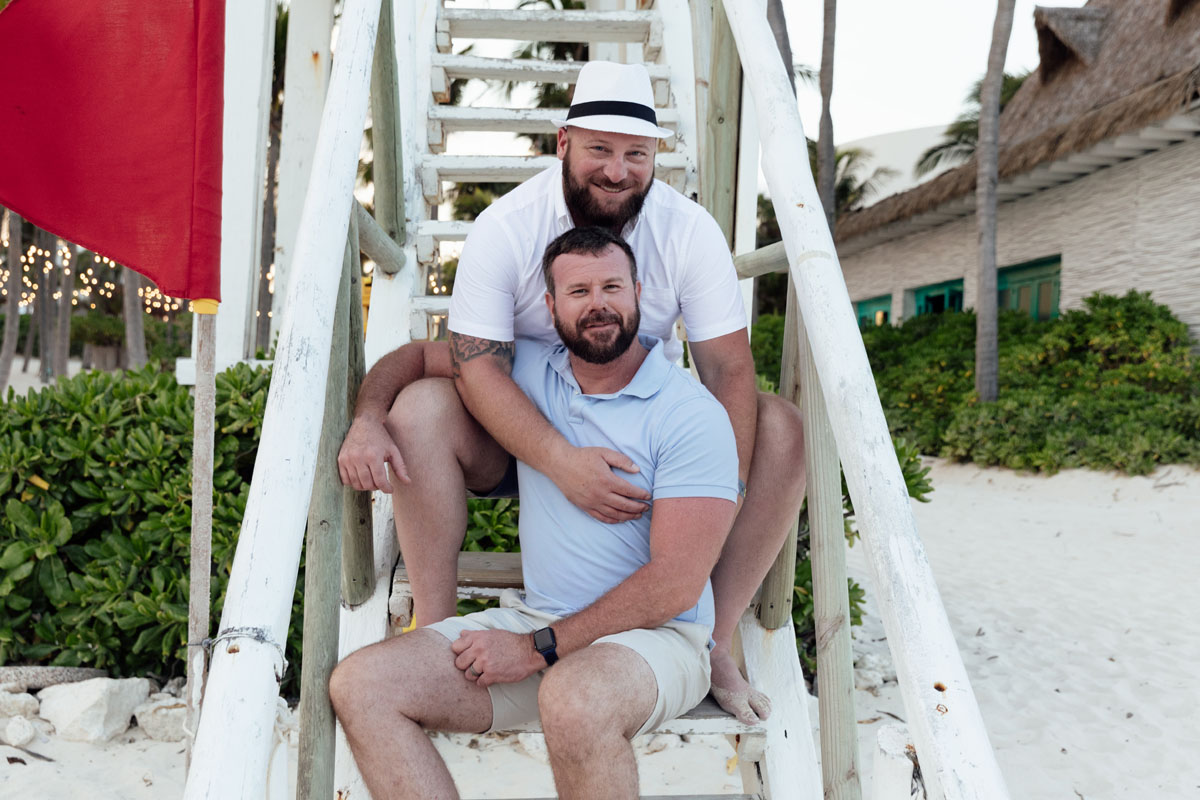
xmin=562 ymin=147 xmax=652 ymax=231
xmin=553 ymin=305 xmax=641 ymax=365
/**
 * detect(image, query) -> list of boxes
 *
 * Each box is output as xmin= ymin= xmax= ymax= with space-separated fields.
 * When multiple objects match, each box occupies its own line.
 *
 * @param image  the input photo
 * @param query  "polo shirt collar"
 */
xmin=551 ymin=160 xmax=648 ymax=239
xmin=548 ymin=335 xmax=672 ymax=399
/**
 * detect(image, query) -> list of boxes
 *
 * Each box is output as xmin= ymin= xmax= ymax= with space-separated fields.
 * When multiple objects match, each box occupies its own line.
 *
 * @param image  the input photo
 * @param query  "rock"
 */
xmin=161 ymin=677 xmax=186 ymax=698
xmin=0 ymin=681 xmax=27 ymax=694
xmin=0 ymin=691 xmax=39 ymax=718
xmin=37 ymin=677 xmax=150 ymax=743
xmin=134 ymin=696 xmax=188 ymax=742
xmin=2 ymin=716 xmax=36 ymax=747
xmin=0 ymin=666 xmax=106 ymax=691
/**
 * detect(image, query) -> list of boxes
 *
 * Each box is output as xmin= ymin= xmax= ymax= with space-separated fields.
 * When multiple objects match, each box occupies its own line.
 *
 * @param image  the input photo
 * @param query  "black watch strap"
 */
xmin=532 ymin=626 xmax=558 ymax=666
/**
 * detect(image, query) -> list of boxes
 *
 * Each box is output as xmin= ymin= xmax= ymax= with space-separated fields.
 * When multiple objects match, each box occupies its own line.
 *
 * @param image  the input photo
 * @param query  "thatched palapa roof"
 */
xmin=837 ymin=0 xmax=1200 ymax=243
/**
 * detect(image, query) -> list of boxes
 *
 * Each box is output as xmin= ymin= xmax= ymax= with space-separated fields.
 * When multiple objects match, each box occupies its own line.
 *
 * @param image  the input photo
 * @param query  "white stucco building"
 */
xmin=834 ymin=0 xmax=1200 ymax=339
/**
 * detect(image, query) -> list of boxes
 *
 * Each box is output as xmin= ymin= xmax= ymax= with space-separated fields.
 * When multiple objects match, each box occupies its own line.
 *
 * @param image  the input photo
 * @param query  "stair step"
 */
xmin=504 ymin=796 xmax=760 ymax=800
xmin=422 ymin=154 xmax=687 ymax=201
xmin=430 ymin=105 xmax=679 ymax=135
xmin=426 ymin=106 xmax=678 ymax=153
xmin=439 ymin=9 xmax=662 ymax=60
xmin=431 ymin=53 xmax=670 ymax=105
xmin=416 ymin=219 xmax=471 ymax=243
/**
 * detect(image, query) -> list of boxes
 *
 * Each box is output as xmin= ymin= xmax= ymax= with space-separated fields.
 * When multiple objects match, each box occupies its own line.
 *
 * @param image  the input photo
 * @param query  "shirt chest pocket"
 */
xmin=637 ymin=286 xmax=680 ymax=341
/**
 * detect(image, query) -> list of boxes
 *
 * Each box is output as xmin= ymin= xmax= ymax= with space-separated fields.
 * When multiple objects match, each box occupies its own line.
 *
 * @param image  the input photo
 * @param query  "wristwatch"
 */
xmin=532 ymin=626 xmax=558 ymax=667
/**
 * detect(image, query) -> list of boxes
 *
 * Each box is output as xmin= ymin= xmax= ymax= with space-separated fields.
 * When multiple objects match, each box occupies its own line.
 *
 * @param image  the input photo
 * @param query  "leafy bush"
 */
xmin=750 ymin=313 xmax=785 ymax=387
xmin=0 ymin=364 xmax=296 ymax=687
xmin=862 ymin=291 xmax=1200 ymax=474
xmin=71 ymin=312 xmax=125 ymax=347
xmin=756 ymin=292 xmax=1200 ymax=475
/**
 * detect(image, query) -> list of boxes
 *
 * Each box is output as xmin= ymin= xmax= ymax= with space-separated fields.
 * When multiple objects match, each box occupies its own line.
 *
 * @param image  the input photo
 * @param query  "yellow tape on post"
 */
xmin=192 ymin=298 xmax=219 ymax=314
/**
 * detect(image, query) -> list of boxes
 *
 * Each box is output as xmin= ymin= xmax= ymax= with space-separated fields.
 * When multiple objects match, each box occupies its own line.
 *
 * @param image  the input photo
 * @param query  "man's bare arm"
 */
xmin=550 ymin=496 xmax=736 ymax=656
xmin=452 ymin=495 xmax=737 ymax=686
xmin=337 ymin=341 xmax=452 ymax=491
xmin=689 ymin=330 xmax=759 ymax=491
xmin=449 ymin=331 xmax=650 ymax=523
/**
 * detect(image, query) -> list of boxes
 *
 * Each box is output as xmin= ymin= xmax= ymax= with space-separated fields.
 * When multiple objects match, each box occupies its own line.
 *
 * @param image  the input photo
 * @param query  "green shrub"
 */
xmin=750 ymin=313 xmax=786 ymax=386
xmin=0 ymin=364 xmax=298 ymax=687
xmin=754 ymin=292 xmax=1200 ymax=475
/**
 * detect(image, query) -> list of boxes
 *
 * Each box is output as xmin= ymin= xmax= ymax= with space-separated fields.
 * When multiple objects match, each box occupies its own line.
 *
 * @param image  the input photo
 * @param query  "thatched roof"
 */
xmin=837 ymin=0 xmax=1200 ymax=243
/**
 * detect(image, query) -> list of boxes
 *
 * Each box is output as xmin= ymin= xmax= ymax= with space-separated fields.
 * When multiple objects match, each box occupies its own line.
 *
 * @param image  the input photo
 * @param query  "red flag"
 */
xmin=0 ymin=0 xmax=224 ymax=301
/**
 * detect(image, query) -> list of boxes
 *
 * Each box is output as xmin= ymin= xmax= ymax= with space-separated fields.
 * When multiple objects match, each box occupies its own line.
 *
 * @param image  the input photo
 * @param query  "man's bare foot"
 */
xmin=709 ymin=647 xmax=771 ymax=726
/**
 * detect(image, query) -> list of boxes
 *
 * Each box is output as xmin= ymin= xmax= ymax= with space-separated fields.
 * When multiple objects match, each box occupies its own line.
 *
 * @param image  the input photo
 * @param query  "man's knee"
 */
xmin=755 ymin=392 xmax=805 ymax=460
xmin=387 ymin=377 xmax=463 ymax=445
xmin=329 ymin=650 xmax=371 ymax=724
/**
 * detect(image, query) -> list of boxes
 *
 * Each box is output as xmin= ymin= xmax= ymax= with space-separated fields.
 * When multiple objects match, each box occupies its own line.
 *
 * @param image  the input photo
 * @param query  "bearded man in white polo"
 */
xmin=331 ymin=227 xmax=740 ymax=799
xmin=337 ymin=61 xmax=806 ymax=724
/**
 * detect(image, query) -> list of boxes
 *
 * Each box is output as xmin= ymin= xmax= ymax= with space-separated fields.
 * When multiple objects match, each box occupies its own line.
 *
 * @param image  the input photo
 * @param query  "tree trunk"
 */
xmin=817 ymin=0 xmax=837 ymax=234
xmin=0 ymin=208 xmax=24 ymax=395
xmin=123 ymin=267 xmax=148 ymax=369
xmin=36 ymin=230 xmax=55 ymax=383
xmin=975 ymin=0 xmax=1016 ymax=403
xmin=257 ymin=110 xmax=282 ymax=355
xmin=765 ymin=0 xmax=794 ymax=94
xmin=53 ymin=240 xmax=73 ymax=378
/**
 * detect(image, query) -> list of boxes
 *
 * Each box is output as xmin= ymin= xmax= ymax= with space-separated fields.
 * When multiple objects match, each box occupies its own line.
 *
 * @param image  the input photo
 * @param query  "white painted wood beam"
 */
xmin=431 ymin=53 xmax=670 ymax=93
xmin=429 ymin=105 xmax=678 ymax=134
xmin=272 ymin=0 xmax=336 ymax=346
xmin=724 ymin=3 xmax=1010 ymax=797
xmin=424 ymin=153 xmax=687 ymax=185
xmin=183 ymin=0 xmax=383 ymax=795
xmin=442 ymin=8 xmax=655 ymax=43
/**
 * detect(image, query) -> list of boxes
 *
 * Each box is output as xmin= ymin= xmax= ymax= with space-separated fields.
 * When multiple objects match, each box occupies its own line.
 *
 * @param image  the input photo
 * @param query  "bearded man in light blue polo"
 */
xmin=331 ymin=226 xmax=739 ymax=799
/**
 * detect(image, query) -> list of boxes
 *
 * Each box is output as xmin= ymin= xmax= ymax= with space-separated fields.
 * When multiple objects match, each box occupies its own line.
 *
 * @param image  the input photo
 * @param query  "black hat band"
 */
xmin=566 ymin=100 xmax=658 ymax=126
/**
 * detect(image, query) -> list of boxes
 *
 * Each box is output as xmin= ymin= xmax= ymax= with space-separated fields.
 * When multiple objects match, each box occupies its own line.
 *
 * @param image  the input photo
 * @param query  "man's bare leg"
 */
xmin=386 ymin=378 xmax=511 ymax=625
xmin=330 ymin=629 xmax=493 ymax=800
xmin=538 ymin=643 xmax=659 ymax=799
xmin=709 ymin=392 xmax=807 ymax=724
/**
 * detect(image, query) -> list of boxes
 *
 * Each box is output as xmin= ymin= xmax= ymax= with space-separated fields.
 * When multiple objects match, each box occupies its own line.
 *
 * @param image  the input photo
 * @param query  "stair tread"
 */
xmin=415 ymin=219 xmax=472 ymax=241
xmin=430 ymin=105 xmax=678 ymax=134
xmin=433 ymin=52 xmax=670 ymax=84
xmin=425 ymin=153 xmax=686 ymax=183
xmin=443 ymin=8 xmax=655 ymax=43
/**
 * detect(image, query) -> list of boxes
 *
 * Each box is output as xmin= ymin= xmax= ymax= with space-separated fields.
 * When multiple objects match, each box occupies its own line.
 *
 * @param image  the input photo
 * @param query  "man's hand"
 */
xmin=552 ymin=446 xmax=651 ymax=524
xmin=337 ymin=416 xmax=409 ymax=492
xmin=452 ymin=630 xmax=545 ymax=688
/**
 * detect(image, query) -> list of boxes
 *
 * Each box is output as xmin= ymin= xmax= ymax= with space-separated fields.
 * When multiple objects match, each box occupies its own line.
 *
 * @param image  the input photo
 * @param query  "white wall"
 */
xmin=839 ymin=137 xmax=1200 ymax=339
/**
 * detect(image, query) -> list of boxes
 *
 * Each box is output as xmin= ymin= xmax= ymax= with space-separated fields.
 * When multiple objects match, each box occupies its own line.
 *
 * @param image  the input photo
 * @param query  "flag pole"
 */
xmin=186 ymin=300 xmax=218 ymax=769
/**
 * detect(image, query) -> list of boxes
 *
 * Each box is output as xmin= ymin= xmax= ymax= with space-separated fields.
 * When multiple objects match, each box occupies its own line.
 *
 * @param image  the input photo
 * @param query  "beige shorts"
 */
xmin=426 ymin=589 xmax=712 ymax=737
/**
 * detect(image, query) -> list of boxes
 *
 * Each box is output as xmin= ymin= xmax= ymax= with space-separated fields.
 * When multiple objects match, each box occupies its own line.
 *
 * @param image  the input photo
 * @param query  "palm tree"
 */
xmin=817 ymin=0 xmax=836 ymax=233
xmin=976 ymin=0 xmax=1018 ymax=404
xmin=914 ymin=70 xmax=1027 ymax=178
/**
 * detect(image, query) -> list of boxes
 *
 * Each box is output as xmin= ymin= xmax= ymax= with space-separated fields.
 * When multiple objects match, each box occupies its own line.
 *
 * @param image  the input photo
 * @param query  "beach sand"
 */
xmin=1 ymin=447 xmax=1197 ymax=798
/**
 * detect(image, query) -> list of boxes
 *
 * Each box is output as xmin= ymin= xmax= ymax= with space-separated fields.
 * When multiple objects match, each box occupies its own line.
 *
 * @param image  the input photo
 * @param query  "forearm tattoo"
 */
xmin=449 ymin=332 xmax=514 ymax=380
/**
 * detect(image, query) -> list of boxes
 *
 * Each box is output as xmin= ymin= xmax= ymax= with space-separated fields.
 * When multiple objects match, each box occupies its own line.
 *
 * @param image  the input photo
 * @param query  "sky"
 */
xmin=781 ymin=0 xmax=1089 ymax=143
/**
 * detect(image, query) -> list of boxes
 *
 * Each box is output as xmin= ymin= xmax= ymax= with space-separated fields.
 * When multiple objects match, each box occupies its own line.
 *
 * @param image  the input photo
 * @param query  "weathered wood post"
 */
xmin=798 ymin=288 xmax=862 ymax=799
xmin=296 ymin=206 xmax=358 ymax=800
xmin=186 ymin=307 xmax=217 ymax=766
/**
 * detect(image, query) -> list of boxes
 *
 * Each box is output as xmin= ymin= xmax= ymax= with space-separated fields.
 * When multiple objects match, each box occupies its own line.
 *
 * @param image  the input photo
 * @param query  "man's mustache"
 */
xmin=579 ymin=311 xmax=621 ymax=329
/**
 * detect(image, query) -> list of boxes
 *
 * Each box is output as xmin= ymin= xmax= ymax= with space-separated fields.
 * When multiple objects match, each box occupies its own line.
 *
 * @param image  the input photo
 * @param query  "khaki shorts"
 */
xmin=426 ymin=589 xmax=712 ymax=737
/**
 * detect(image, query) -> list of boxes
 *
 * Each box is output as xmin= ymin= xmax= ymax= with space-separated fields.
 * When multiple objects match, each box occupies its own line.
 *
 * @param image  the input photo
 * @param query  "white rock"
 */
xmin=0 ymin=691 xmax=39 ymax=718
xmin=0 ymin=681 xmax=27 ymax=694
xmin=2 ymin=715 xmax=36 ymax=747
xmin=37 ymin=677 xmax=150 ymax=743
xmin=134 ymin=696 xmax=188 ymax=742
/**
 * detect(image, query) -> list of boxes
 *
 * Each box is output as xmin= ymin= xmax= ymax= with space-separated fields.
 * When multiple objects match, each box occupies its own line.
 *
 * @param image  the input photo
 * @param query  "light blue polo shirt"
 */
xmin=510 ymin=335 xmax=739 ymax=629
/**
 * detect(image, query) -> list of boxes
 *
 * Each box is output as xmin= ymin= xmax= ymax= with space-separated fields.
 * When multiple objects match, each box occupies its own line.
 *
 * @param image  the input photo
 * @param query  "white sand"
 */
xmin=2 ymin=455 xmax=1198 ymax=798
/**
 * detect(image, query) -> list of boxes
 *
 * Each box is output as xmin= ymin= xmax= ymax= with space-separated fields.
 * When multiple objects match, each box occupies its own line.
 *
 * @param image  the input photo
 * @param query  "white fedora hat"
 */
xmin=552 ymin=61 xmax=673 ymax=139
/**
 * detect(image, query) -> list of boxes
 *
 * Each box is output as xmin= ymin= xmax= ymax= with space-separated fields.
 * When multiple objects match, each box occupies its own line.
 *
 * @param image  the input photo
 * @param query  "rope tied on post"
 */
xmin=190 ymin=626 xmax=290 ymax=683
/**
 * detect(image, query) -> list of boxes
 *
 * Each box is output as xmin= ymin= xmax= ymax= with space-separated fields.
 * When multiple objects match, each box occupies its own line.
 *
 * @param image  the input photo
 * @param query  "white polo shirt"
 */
xmin=447 ymin=162 xmax=746 ymax=362
xmin=511 ymin=336 xmax=739 ymax=628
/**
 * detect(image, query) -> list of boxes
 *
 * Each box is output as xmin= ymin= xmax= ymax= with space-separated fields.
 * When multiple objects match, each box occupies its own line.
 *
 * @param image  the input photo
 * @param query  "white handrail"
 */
xmin=721 ymin=4 xmax=1010 ymax=799
xmin=182 ymin=0 xmax=382 ymax=795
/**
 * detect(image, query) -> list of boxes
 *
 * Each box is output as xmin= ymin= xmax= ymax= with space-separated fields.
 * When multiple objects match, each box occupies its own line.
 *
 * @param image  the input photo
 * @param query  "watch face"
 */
xmin=533 ymin=627 xmax=556 ymax=651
